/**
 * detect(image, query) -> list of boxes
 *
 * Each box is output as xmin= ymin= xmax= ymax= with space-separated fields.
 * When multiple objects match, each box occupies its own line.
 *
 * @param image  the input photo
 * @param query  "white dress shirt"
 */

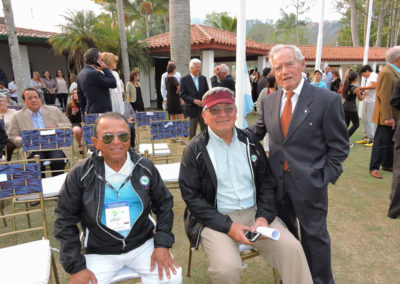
xmin=280 ymin=78 xmax=305 ymax=117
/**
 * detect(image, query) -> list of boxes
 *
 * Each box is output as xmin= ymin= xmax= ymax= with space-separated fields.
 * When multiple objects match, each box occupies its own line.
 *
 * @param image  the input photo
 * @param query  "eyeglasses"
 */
xmin=100 ymin=132 xmax=130 ymax=144
xmin=206 ymin=105 xmax=236 ymax=116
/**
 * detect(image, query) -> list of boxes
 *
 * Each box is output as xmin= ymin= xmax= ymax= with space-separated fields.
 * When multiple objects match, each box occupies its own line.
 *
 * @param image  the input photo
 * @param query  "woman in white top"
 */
xmin=55 ymin=70 xmax=69 ymax=111
xmin=29 ymin=71 xmax=45 ymax=103
xmin=101 ymin=52 xmax=125 ymax=114
xmin=0 ymin=94 xmax=16 ymax=161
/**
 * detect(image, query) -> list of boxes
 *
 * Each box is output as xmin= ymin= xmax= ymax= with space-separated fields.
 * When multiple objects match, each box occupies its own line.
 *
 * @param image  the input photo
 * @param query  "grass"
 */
xmin=1 ymin=111 xmax=399 ymax=283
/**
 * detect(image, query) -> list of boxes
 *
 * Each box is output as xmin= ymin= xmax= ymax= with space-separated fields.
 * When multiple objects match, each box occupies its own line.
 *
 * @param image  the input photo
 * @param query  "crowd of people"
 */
xmin=1 ymin=44 xmax=400 ymax=284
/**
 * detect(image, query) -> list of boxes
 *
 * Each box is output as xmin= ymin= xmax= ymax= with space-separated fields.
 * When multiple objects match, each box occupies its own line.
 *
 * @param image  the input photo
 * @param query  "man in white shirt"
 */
xmin=357 ymin=65 xmax=378 ymax=145
xmin=161 ymin=60 xmax=181 ymax=110
xmin=8 ymin=79 xmax=18 ymax=104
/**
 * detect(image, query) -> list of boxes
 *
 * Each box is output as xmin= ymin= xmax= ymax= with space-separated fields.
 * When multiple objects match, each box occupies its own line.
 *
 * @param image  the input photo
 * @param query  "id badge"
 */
xmin=105 ymin=201 xmax=131 ymax=232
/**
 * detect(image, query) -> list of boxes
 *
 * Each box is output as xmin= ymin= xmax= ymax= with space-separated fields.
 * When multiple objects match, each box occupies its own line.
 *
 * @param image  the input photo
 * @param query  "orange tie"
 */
xmin=281 ymin=91 xmax=295 ymax=171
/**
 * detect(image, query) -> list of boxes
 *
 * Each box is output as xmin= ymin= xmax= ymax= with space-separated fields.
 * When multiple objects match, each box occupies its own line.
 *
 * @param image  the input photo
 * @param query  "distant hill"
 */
xmin=306 ymin=21 xmax=341 ymax=45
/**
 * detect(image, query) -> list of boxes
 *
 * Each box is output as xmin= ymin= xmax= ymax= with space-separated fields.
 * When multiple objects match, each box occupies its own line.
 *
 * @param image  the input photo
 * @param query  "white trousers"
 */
xmin=362 ymin=101 xmax=375 ymax=140
xmin=85 ymin=238 xmax=182 ymax=284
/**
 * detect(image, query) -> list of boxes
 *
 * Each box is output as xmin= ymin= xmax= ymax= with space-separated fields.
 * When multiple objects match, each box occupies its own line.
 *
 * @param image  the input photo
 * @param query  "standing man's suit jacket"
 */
xmin=373 ymin=64 xmax=400 ymax=125
xmin=180 ymin=74 xmax=209 ymax=118
xmin=9 ymin=105 xmax=72 ymax=156
xmin=248 ymin=81 xmax=349 ymax=199
xmin=77 ymin=64 xmax=116 ymax=114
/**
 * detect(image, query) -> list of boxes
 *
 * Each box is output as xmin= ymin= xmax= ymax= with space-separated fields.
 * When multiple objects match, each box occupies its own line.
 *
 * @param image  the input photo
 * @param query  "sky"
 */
xmin=0 ymin=0 xmax=342 ymax=33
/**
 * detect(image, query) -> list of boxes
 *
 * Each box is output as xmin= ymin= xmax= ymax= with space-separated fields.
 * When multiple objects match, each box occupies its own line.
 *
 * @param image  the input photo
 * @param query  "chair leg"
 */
xmin=187 ymin=245 xmax=192 ymax=277
xmin=51 ymin=252 xmax=60 ymax=284
xmin=1 ymin=201 xmax=7 ymax=226
xmin=25 ymin=202 xmax=32 ymax=228
xmin=273 ymin=268 xmax=280 ymax=284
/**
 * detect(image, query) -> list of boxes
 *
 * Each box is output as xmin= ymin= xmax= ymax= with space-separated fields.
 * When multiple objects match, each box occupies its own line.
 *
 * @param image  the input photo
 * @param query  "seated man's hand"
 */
xmin=252 ymin=217 xmax=269 ymax=239
xmin=70 ymin=268 xmax=97 ymax=284
xmin=150 ymin=247 xmax=179 ymax=280
xmin=227 ymin=222 xmax=253 ymax=245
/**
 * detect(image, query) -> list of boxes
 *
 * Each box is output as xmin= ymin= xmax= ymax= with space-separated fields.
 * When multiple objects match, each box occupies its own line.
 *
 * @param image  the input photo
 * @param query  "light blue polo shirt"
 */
xmin=206 ymin=127 xmax=255 ymax=214
xmin=28 ymin=108 xmax=45 ymax=129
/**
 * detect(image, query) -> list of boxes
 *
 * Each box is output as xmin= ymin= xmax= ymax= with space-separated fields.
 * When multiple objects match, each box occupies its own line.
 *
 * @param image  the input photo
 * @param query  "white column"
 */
xmin=140 ymin=67 xmax=155 ymax=109
xmin=19 ymin=45 xmax=31 ymax=88
xmin=315 ymin=0 xmax=325 ymax=70
xmin=235 ymin=0 xmax=246 ymax=128
xmin=339 ymin=66 xmax=345 ymax=81
xmin=257 ymin=56 xmax=266 ymax=73
xmin=202 ymin=50 xmax=214 ymax=89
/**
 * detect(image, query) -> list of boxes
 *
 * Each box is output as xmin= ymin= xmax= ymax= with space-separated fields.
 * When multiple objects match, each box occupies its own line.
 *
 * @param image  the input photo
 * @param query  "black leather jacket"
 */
xmin=54 ymin=149 xmax=174 ymax=274
xmin=179 ymin=128 xmax=277 ymax=249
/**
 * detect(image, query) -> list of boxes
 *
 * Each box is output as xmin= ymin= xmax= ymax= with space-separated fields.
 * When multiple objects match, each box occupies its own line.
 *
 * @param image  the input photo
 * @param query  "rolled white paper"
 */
xmin=256 ymin=226 xmax=280 ymax=241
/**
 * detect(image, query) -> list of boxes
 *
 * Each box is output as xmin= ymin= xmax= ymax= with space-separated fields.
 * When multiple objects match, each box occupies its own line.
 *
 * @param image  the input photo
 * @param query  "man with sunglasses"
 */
xmin=55 ymin=112 xmax=182 ymax=284
xmin=179 ymin=87 xmax=311 ymax=284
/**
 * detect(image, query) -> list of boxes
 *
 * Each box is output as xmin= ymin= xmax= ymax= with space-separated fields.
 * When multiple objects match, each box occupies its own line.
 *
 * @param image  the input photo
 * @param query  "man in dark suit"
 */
xmin=248 ymin=44 xmax=349 ymax=284
xmin=210 ymin=64 xmax=235 ymax=93
xmin=77 ymin=48 xmax=116 ymax=114
xmin=257 ymin=67 xmax=271 ymax=95
xmin=180 ymin=58 xmax=209 ymax=139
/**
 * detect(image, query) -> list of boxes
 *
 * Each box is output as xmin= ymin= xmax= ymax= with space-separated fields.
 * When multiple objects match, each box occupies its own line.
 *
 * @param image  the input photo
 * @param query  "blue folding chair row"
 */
xmin=136 ymin=112 xmax=167 ymax=126
xmin=20 ymin=129 xmax=73 ymax=151
xmin=150 ymin=120 xmax=190 ymax=140
xmin=84 ymin=113 xmax=100 ymax=125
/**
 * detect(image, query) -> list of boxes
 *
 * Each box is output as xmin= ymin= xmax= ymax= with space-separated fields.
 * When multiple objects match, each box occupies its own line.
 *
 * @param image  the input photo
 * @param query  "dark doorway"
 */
xmin=154 ymin=58 xmax=170 ymax=109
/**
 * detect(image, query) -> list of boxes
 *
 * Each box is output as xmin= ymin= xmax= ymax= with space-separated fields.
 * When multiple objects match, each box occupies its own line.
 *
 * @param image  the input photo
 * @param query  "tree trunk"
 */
xmin=2 ymin=0 xmax=29 ymax=103
xmin=169 ymin=0 xmax=191 ymax=76
xmin=375 ymin=0 xmax=390 ymax=47
xmin=349 ymin=0 xmax=360 ymax=46
xmin=116 ymin=0 xmax=130 ymax=88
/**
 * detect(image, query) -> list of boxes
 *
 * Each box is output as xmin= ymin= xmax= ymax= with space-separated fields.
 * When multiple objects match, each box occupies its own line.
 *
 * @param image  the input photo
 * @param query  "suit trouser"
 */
xmin=277 ymin=171 xmax=334 ymax=284
xmin=28 ymin=150 xmax=66 ymax=177
xmin=369 ymin=124 xmax=394 ymax=170
xmin=200 ymin=207 xmax=312 ymax=284
xmin=189 ymin=115 xmax=206 ymax=139
xmin=362 ymin=101 xmax=375 ymax=140
xmin=389 ymin=123 xmax=400 ymax=218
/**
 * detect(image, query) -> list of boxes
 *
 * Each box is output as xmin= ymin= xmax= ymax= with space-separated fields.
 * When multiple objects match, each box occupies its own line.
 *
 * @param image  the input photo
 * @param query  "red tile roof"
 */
xmin=298 ymin=45 xmax=387 ymax=62
xmin=145 ymin=24 xmax=269 ymax=55
xmin=0 ymin=24 xmax=56 ymax=39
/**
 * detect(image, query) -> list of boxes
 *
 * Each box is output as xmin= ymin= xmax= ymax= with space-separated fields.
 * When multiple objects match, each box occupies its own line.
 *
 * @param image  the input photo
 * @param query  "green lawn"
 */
xmin=1 ymin=111 xmax=399 ymax=283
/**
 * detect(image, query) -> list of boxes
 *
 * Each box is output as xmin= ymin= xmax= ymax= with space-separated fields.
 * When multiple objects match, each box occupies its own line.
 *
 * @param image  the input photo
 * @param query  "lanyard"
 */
xmin=95 ymin=169 xmax=133 ymax=202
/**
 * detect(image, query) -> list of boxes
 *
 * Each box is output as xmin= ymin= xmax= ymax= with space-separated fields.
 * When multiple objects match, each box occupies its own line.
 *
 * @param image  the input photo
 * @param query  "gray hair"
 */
xmin=218 ymin=64 xmax=230 ymax=74
xmin=386 ymin=46 xmax=400 ymax=63
xmin=189 ymin=58 xmax=201 ymax=69
xmin=268 ymin=44 xmax=305 ymax=67
xmin=202 ymin=87 xmax=235 ymax=111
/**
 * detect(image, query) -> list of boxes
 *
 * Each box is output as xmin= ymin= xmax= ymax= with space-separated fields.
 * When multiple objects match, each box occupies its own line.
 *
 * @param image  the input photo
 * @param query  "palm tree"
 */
xmin=2 ymin=0 xmax=28 ymax=103
xmin=49 ymin=10 xmax=99 ymax=73
xmin=116 ymin=0 xmax=130 ymax=87
xmin=211 ymin=14 xmax=237 ymax=33
xmin=275 ymin=10 xmax=307 ymax=45
xmin=169 ymin=0 xmax=191 ymax=76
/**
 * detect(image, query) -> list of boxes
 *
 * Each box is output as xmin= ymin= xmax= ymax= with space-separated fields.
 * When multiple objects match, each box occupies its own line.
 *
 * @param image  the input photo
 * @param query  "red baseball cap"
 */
xmin=203 ymin=90 xmax=235 ymax=109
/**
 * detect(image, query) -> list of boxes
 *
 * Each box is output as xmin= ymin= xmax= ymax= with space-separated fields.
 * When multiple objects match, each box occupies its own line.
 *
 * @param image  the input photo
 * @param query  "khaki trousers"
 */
xmin=201 ymin=207 xmax=312 ymax=284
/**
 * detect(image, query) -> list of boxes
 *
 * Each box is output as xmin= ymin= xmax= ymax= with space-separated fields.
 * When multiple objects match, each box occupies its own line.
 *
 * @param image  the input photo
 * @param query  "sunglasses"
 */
xmin=100 ymin=132 xmax=130 ymax=144
xmin=206 ymin=105 xmax=236 ymax=116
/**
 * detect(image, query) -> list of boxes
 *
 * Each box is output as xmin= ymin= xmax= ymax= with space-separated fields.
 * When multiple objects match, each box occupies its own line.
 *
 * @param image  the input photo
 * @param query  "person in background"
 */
xmin=165 ymin=63 xmax=183 ymax=120
xmin=8 ymin=78 xmax=17 ymax=104
xmin=369 ymin=46 xmax=400 ymax=179
xmin=77 ymin=48 xmax=117 ymax=114
xmin=55 ymin=70 xmax=68 ymax=111
xmin=305 ymin=72 xmax=311 ymax=83
xmin=66 ymin=88 xmax=83 ymax=154
xmin=356 ymin=65 xmax=378 ymax=146
xmin=251 ymin=70 xmax=260 ymax=103
xmin=210 ymin=64 xmax=235 ymax=93
xmin=69 ymin=73 xmax=77 ymax=95
xmin=341 ymin=71 xmax=365 ymax=142
xmin=322 ymin=64 xmax=333 ymax=89
xmin=330 ymin=71 xmax=342 ymax=93
xmin=161 ymin=60 xmax=181 ymax=110
xmin=126 ymin=70 xmax=145 ymax=112
xmin=30 ymin=71 xmax=45 ymax=103
xmin=0 ymin=94 xmax=17 ymax=161
xmin=180 ymin=58 xmax=209 ymax=139
xmin=0 ymin=122 xmax=7 ymax=161
xmin=42 ymin=70 xmax=57 ymax=105
xmin=101 ymin=52 xmax=125 ymax=115
xmin=122 ymin=98 xmax=137 ymax=149
xmin=257 ymin=67 xmax=271 ymax=95
xmin=0 ymin=81 xmax=10 ymax=100
xmin=311 ymin=69 xmax=328 ymax=89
